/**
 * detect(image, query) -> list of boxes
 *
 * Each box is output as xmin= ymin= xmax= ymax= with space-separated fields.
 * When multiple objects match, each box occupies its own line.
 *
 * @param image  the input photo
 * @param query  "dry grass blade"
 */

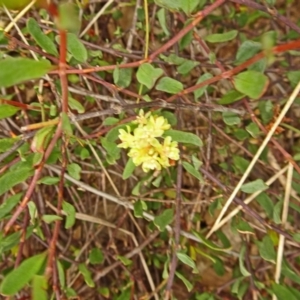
xmin=273 ymin=163 xmax=294 ymax=300
xmin=207 ymin=80 xmax=300 ymax=238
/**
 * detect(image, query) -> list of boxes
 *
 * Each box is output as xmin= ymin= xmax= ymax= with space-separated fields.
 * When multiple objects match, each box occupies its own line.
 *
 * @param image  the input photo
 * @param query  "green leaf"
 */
xmin=209 ymin=198 xmax=221 ymax=216
xmin=80 ymin=148 xmax=90 ymax=160
xmin=134 ymin=200 xmax=147 ymax=218
xmin=122 ymin=158 xmax=135 ymax=179
xmin=256 ymin=193 xmax=273 ymax=219
xmin=116 ymin=288 xmax=131 ymax=300
xmin=32 ymin=275 xmax=48 ymax=300
xmin=27 ymin=18 xmax=58 ymax=56
xmin=62 ymin=201 xmax=76 ymax=229
xmin=0 ymin=252 xmax=46 ymax=296
xmin=180 ymin=0 xmax=200 ymax=15
xmin=192 ymin=155 xmax=202 ymax=170
xmin=69 ymin=97 xmax=85 ymax=113
xmin=179 ymin=24 xmax=193 ymax=50
xmin=58 ymin=2 xmax=81 ymax=34
xmin=42 ymin=214 xmax=63 ymax=224
xmin=218 ymin=89 xmax=244 ymax=105
xmin=281 ymin=259 xmax=300 ymax=284
xmin=57 ymin=261 xmax=66 ymax=288
xmin=0 ymin=232 xmax=21 ymax=254
xmin=0 ymin=58 xmax=52 ymax=88
xmin=136 ymin=63 xmax=163 ymax=89
xmin=234 ymin=129 xmax=249 ymax=141
xmin=33 ymin=152 xmax=45 ymax=167
xmin=234 ymin=70 xmax=269 ymax=99
xmin=192 ymin=230 xmax=231 ymax=251
xmin=261 ymin=31 xmax=277 ymax=51
xmin=28 ymin=201 xmax=37 ymax=222
xmin=153 ymin=208 xmax=173 ymax=231
xmin=236 ymin=220 xmax=254 ymax=234
xmin=157 ymin=8 xmax=170 ymax=36
xmin=117 ymin=255 xmax=132 ymax=266
xmin=89 ymin=248 xmax=104 ymax=265
xmin=38 ymin=176 xmax=60 ymax=185
xmin=239 ymin=244 xmax=251 ymax=276
xmin=101 ymin=137 xmax=120 ymax=164
xmin=176 ymin=252 xmax=196 ymax=269
xmin=241 ymin=179 xmax=268 ymax=193
xmin=287 ymin=70 xmax=300 ymax=88
xmin=0 ymin=167 xmax=33 ymax=196
xmin=67 ymin=163 xmax=81 ymax=180
xmin=258 ymin=100 xmax=273 ymax=124
xmin=103 ymin=117 xmax=119 ymax=126
xmin=182 ymin=161 xmax=203 ymax=181
xmin=231 ymin=277 xmax=244 ymax=295
xmin=177 ymin=60 xmax=199 ymax=75
xmin=216 ymin=230 xmax=232 ymax=249
xmin=66 ymin=33 xmax=88 ymax=63
xmin=293 ymin=233 xmax=300 ymax=243
xmin=78 ymin=264 xmax=95 ymax=287
xmin=271 ymin=283 xmax=298 ymax=300
xmin=154 ymin=0 xmax=181 ymax=11
xmin=213 ymin=257 xmax=225 ymax=276
xmin=233 ymin=156 xmax=249 ymax=174
xmin=106 ymin=125 xmax=127 ymax=142
xmin=99 ymin=287 xmax=110 ymax=298
xmin=164 ymin=129 xmax=203 ymax=147
xmin=222 ymin=112 xmax=241 ymax=125
xmin=113 ymin=67 xmax=132 ymax=88
xmin=195 ymin=292 xmax=214 ymax=300
xmin=0 ymin=193 xmax=22 ymax=220
xmin=161 ymin=54 xmax=185 ymax=65
xmin=0 ymin=104 xmax=20 ymax=119
xmin=235 ymin=40 xmax=262 ymax=65
xmin=156 ymin=77 xmax=183 ymax=94
xmin=249 ymin=58 xmax=267 ymax=73
xmin=194 ymin=73 xmax=213 ymax=100
xmin=257 ymin=235 xmax=276 ymax=263
xmin=161 ymin=111 xmax=177 ymax=126
xmin=175 ymin=271 xmax=193 ymax=292
xmin=31 ymin=125 xmax=55 ymax=153
xmin=246 ymin=122 xmax=260 ymax=138
xmin=205 ymin=30 xmax=238 ymax=43
xmin=273 ymin=200 xmax=282 ymax=224
xmin=236 ymin=281 xmax=249 ymax=300
xmin=0 ymin=137 xmax=19 ymax=152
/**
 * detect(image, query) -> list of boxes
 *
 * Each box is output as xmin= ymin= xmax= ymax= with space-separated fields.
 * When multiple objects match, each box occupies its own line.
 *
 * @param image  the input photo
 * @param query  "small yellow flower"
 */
xmin=148 ymin=115 xmax=170 ymax=132
xmin=118 ymin=126 xmax=135 ymax=149
xmin=141 ymin=157 xmax=162 ymax=172
xmin=162 ymin=136 xmax=180 ymax=161
xmin=133 ymin=109 xmax=151 ymax=125
xmin=117 ymin=111 xmax=179 ymax=173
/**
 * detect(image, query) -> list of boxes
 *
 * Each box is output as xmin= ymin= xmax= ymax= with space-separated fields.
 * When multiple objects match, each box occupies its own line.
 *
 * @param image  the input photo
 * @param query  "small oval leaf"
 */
xmin=0 ymin=104 xmax=20 ymax=119
xmin=205 ymin=30 xmax=238 ymax=43
xmin=137 ymin=63 xmax=163 ymax=89
xmin=0 ymin=58 xmax=52 ymax=88
xmin=182 ymin=161 xmax=203 ymax=182
xmin=153 ymin=208 xmax=173 ymax=231
xmin=156 ymin=77 xmax=183 ymax=94
xmin=233 ymin=70 xmax=269 ymax=99
xmin=66 ymin=33 xmax=88 ymax=62
xmin=122 ymin=158 xmax=135 ymax=180
xmin=164 ymin=129 xmax=203 ymax=147
xmin=241 ymin=179 xmax=268 ymax=194
xmin=176 ymin=252 xmax=196 ymax=269
xmin=0 ymin=253 xmax=46 ymax=296
xmin=27 ymin=18 xmax=58 ymax=56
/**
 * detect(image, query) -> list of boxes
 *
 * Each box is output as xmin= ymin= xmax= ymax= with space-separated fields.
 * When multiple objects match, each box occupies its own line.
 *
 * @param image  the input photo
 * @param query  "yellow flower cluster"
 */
xmin=118 ymin=110 xmax=180 ymax=172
